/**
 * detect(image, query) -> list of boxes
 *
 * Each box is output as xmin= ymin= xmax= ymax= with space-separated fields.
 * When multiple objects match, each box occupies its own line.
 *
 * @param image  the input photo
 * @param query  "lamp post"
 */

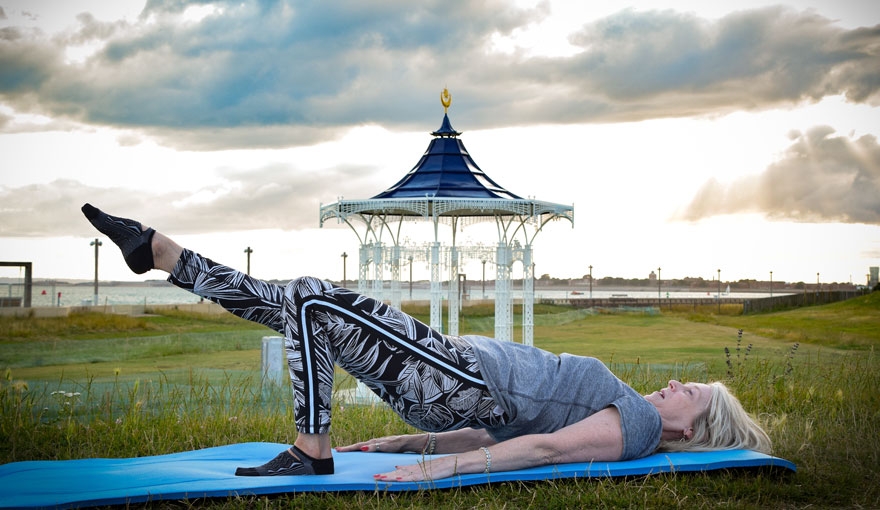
xmin=589 ymin=265 xmax=593 ymax=299
xmin=244 ymin=246 xmax=253 ymax=275
xmin=341 ymin=252 xmax=348 ymax=288
xmin=770 ymin=271 xmax=773 ymax=298
xmin=90 ymin=238 xmax=102 ymax=306
xmin=408 ymin=255 xmax=414 ymax=300
xmin=481 ymin=258 xmax=486 ymax=299
xmin=657 ymin=267 xmax=661 ymax=307
xmin=717 ymin=268 xmax=721 ymax=314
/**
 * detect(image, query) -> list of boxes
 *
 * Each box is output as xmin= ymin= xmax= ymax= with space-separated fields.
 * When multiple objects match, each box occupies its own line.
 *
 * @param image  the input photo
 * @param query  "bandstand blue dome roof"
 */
xmin=371 ymin=114 xmax=522 ymax=200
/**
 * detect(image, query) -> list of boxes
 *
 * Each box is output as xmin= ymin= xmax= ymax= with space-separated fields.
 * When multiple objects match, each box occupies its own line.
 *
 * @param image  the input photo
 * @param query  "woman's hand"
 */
xmin=372 ymin=455 xmax=459 ymax=482
xmin=336 ymin=434 xmax=459 ymax=482
xmin=335 ymin=434 xmax=427 ymax=454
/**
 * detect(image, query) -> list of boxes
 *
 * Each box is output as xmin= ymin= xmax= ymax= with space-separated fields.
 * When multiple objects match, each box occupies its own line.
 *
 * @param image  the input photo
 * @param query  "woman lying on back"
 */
xmin=82 ymin=203 xmax=771 ymax=481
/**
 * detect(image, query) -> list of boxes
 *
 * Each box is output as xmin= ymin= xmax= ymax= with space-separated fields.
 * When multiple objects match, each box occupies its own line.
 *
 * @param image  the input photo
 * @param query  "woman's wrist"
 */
xmin=421 ymin=432 xmax=437 ymax=455
xmin=403 ymin=433 xmax=428 ymax=453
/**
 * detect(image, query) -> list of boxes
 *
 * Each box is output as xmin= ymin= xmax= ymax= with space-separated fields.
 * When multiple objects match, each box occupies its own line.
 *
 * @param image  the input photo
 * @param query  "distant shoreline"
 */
xmin=0 ymin=277 xmax=861 ymax=293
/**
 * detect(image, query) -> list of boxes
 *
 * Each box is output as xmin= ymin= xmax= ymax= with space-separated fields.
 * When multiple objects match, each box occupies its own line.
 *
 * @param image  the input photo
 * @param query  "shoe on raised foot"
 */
xmin=81 ymin=203 xmax=155 ymax=274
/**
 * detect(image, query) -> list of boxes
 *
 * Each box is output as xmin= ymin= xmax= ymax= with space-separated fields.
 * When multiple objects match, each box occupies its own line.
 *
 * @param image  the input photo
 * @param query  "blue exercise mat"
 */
xmin=0 ymin=442 xmax=795 ymax=509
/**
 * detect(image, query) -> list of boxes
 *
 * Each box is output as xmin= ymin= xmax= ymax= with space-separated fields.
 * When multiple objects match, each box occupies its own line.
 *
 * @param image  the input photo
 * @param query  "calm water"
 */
xmin=2 ymin=282 xmax=780 ymax=308
xmin=6 ymin=283 xmax=202 ymax=307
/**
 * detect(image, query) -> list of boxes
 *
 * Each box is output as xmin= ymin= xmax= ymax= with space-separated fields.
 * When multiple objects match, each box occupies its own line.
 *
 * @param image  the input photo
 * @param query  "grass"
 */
xmin=687 ymin=291 xmax=880 ymax=350
xmin=1 ymin=294 xmax=879 ymax=508
xmin=0 ymin=311 xmax=274 ymax=379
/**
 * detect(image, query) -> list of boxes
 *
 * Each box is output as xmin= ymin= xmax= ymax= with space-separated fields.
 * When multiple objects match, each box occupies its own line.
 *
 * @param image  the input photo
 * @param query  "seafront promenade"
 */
xmin=0 ymin=288 xmax=863 ymax=318
xmin=559 ymin=289 xmax=863 ymax=313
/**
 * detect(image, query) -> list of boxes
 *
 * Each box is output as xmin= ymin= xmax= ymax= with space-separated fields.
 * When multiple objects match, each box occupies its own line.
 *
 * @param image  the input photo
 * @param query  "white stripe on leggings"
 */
xmin=297 ymin=297 xmax=487 ymax=431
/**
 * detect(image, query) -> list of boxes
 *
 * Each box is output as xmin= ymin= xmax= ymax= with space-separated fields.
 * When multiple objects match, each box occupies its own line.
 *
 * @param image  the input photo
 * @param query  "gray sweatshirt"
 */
xmin=464 ymin=335 xmax=662 ymax=460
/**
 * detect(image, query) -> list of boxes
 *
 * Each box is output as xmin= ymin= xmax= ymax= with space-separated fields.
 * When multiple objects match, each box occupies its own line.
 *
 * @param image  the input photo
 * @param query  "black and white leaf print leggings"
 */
xmin=167 ymin=248 xmax=508 ymax=435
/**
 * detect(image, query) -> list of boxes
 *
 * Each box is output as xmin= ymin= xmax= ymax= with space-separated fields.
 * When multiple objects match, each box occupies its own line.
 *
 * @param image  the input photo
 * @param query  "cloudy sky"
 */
xmin=1 ymin=0 xmax=878 ymax=286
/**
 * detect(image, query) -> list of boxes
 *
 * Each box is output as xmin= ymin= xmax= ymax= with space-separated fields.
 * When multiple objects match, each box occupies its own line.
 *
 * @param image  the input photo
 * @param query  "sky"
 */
xmin=0 ymin=0 xmax=878 ymax=286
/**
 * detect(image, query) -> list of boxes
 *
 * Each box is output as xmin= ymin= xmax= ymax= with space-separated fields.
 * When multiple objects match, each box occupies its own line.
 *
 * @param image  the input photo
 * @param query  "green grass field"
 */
xmin=1 ymin=293 xmax=878 ymax=508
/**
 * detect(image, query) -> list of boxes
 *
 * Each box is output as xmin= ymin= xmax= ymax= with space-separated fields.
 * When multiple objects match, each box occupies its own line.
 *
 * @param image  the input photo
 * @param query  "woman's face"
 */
xmin=644 ymin=380 xmax=712 ymax=440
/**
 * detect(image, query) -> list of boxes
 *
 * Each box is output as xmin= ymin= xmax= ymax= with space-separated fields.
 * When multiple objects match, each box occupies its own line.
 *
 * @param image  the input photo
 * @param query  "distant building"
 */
xmin=648 ymin=271 xmax=657 ymax=282
xmin=870 ymin=267 xmax=879 ymax=287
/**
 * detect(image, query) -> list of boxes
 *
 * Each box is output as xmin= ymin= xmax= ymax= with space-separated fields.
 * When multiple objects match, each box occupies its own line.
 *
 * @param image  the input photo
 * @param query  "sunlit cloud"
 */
xmin=678 ymin=127 xmax=880 ymax=225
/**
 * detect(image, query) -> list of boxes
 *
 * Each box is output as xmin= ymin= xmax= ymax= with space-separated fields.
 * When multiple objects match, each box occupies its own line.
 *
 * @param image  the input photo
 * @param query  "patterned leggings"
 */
xmin=167 ymin=249 xmax=507 ymax=435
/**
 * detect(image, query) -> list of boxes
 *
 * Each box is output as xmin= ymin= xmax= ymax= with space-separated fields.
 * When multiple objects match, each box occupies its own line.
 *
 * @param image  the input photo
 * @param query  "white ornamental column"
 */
xmin=430 ymin=242 xmax=443 ymax=331
xmin=494 ymin=242 xmax=512 ymax=342
xmin=358 ymin=244 xmax=370 ymax=296
xmin=372 ymin=242 xmax=384 ymax=301
xmin=522 ymin=244 xmax=534 ymax=347
xmin=448 ymin=246 xmax=460 ymax=336
xmin=390 ymin=244 xmax=402 ymax=309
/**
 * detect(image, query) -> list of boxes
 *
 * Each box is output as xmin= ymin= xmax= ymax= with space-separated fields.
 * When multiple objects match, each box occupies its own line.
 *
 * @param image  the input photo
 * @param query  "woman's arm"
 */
xmin=374 ymin=407 xmax=624 ymax=482
xmin=432 ymin=428 xmax=498 ymax=453
xmin=335 ymin=427 xmax=497 ymax=455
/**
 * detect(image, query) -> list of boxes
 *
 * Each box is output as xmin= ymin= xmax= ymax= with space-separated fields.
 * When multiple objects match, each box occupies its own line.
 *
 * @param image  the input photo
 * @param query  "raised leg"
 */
xmin=81 ymin=204 xmax=331 ymax=474
xmin=80 ymin=204 xmax=505 ymax=477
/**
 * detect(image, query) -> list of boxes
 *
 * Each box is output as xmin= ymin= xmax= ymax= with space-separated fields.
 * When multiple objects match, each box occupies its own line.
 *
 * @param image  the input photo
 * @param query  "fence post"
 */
xmin=261 ymin=336 xmax=286 ymax=386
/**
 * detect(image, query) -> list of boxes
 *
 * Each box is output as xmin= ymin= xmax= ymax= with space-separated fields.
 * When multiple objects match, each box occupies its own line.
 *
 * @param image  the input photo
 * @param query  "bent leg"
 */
xmin=281 ymin=277 xmax=507 ymax=436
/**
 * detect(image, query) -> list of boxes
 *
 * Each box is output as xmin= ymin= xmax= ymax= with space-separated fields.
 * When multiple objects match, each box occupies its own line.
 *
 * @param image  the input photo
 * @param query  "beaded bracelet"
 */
xmin=480 ymin=446 xmax=492 ymax=474
xmin=422 ymin=433 xmax=437 ymax=455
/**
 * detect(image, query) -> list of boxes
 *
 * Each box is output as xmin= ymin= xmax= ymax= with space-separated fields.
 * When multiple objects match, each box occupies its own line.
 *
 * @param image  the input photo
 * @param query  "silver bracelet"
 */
xmin=480 ymin=446 xmax=491 ymax=473
xmin=423 ymin=433 xmax=437 ymax=455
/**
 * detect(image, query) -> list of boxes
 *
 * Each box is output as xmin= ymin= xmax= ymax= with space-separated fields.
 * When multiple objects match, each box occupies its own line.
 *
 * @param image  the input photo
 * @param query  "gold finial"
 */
xmin=440 ymin=87 xmax=452 ymax=113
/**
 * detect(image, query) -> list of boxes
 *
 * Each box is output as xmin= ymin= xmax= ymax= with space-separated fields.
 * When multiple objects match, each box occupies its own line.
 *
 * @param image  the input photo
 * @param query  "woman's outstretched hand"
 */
xmin=371 ymin=456 xmax=459 ymax=482
xmin=335 ymin=434 xmax=457 ymax=482
xmin=335 ymin=434 xmax=426 ymax=454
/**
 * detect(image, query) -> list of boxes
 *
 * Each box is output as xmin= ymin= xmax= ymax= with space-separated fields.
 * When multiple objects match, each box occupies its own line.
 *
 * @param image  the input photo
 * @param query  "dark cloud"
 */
xmin=147 ymin=124 xmax=349 ymax=151
xmin=0 ymin=163 xmax=380 ymax=237
xmin=0 ymin=2 xmax=877 ymax=149
xmin=678 ymin=126 xmax=880 ymax=224
xmin=0 ymin=26 xmax=61 ymax=94
xmin=566 ymin=8 xmax=876 ymax=103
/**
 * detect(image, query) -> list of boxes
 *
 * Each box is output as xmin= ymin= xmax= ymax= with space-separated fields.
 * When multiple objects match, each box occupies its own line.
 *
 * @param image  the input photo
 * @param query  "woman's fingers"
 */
xmin=334 ymin=440 xmax=372 ymax=452
xmin=334 ymin=440 xmax=365 ymax=452
xmin=335 ymin=435 xmax=400 ymax=453
xmin=373 ymin=457 xmax=455 ymax=482
xmin=373 ymin=464 xmax=422 ymax=482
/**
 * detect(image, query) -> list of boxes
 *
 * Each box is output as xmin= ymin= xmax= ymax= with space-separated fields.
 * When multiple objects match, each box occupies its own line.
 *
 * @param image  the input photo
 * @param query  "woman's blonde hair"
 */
xmin=659 ymin=382 xmax=772 ymax=454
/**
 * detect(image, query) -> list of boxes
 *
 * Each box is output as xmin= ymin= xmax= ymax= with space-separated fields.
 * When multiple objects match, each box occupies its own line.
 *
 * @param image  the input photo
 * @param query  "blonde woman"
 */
xmin=82 ymin=204 xmax=770 ymax=482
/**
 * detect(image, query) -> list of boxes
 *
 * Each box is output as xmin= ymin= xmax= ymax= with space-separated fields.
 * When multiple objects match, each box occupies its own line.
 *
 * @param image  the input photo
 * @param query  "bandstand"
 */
xmin=319 ymin=89 xmax=573 ymax=345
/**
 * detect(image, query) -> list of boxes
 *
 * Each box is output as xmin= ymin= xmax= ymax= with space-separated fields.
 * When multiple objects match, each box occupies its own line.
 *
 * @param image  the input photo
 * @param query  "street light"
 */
xmin=244 ymin=246 xmax=253 ymax=275
xmin=770 ymin=271 xmax=773 ymax=298
xmin=409 ymin=255 xmax=414 ymax=300
xmin=717 ymin=269 xmax=721 ymax=314
xmin=589 ymin=265 xmax=593 ymax=299
xmin=90 ymin=238 xmax=102 ymax=306
xmin=657 ymin=267 xmax=662 ymax=306
xmin=341 ymin=252 xmax=348 ymax=288
xmin=481 ymin=258 xmax=487 ymax=299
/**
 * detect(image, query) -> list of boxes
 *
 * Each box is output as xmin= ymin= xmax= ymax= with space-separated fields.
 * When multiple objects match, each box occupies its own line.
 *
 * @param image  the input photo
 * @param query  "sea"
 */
xmin=3 ymin=281 xmax=783 ymax=308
